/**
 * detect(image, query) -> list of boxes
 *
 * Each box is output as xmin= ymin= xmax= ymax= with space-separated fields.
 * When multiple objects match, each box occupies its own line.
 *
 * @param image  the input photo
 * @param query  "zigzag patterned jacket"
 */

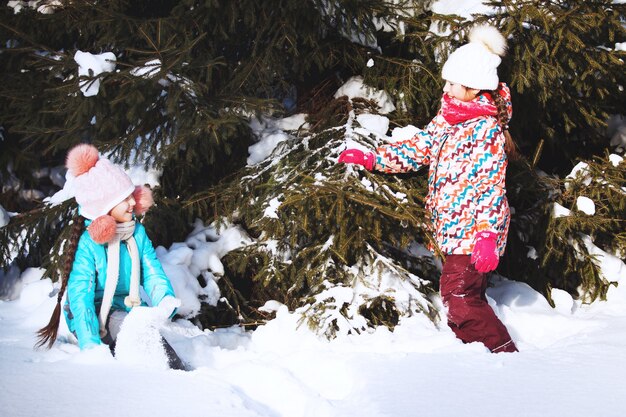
xmin=373 ymin=84 xmax=512 ymax=256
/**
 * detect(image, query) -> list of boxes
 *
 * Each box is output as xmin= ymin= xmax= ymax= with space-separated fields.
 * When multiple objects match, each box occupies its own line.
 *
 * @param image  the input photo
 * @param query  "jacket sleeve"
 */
xmin=67 ymin=234 xmax=101 ymax=350
xmin=136 ymin=224 xmax=175 ymax=307
xmin=372 ymin=119 xmax=435 ymax=173
xmin=469 ymin=119 xmax=508 ymax=234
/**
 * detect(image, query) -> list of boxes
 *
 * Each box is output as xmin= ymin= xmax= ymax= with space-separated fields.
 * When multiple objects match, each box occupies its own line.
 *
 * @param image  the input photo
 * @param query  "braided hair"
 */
xmin=489 ymin=85 xmax=520 ymax=160
xmin=35 ymin=214 xmax=85 ymax=349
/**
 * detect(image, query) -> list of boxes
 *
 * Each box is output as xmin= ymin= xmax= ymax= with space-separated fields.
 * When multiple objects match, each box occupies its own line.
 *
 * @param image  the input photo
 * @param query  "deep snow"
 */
xmin=2 ymin=265 xmax=626 ymax=417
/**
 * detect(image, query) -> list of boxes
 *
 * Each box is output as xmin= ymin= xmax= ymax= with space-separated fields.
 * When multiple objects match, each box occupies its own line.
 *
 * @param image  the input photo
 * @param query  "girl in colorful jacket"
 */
xmin=36 ymin=144 xmax=183 ymax=366
xmin=339 ymin=25 xmax=518 ymax=353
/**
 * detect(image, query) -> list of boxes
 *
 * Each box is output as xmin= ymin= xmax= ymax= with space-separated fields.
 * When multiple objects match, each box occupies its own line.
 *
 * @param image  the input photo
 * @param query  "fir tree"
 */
xmin=503 ymin=152 xmax=626 ymax=305
xmin=1 ymin=0 xmax=625 ymax=336
xmin=488 ymin=0 xmax=626 ymax=173
xmin=188 ymin=95 xmax=441 ymax=334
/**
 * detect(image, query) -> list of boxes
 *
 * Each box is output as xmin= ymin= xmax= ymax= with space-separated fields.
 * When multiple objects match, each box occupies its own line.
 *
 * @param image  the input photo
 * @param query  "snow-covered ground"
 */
xmin=2 ymin=259 xmax=626 ymax=417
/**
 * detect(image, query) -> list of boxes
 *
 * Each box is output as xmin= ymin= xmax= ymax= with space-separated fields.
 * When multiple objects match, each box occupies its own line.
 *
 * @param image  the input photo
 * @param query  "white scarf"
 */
xmin=98 ymin=221 xmax=141 ymax=337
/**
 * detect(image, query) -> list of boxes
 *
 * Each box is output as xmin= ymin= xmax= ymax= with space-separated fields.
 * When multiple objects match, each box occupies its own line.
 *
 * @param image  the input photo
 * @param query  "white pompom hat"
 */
xmin=441 ymin=25 xmax=507 ymax=91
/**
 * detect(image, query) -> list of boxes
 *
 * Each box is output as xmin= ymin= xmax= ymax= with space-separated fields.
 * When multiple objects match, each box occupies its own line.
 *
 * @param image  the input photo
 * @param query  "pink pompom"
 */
xmin=132 ymin=185 xmax=154 ymax=215
xmin=88 ymin=215 xmax=117 ymax=244
xmin=66 ymin=144 xmax=99 ymax=176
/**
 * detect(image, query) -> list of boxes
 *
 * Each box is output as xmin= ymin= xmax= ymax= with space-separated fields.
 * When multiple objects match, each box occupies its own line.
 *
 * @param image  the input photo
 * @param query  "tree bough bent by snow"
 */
xmin=0 ymin=0 xmax=625 ymax=338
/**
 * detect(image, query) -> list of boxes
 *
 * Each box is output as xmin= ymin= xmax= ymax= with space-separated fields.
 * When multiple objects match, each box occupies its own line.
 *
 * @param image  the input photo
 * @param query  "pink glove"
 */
xmin=471 ymin=231 xmax=499 ymax=273
xmin=338 ymin=149 xmax=375 ymax=171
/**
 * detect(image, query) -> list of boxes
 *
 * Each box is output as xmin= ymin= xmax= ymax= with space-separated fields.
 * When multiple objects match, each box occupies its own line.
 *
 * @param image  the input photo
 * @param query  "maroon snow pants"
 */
xmin=440 ymin=255 xmax=517 ymax=353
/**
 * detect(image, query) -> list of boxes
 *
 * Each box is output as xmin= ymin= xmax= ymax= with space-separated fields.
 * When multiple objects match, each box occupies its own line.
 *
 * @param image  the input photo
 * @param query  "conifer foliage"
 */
xmin=489 ymin=0 xmax=625 ymax=172
xmin=188 ymin=95 xmax=441 ymax=335
xmin=1 ymin=1 xmax=625 ymax=336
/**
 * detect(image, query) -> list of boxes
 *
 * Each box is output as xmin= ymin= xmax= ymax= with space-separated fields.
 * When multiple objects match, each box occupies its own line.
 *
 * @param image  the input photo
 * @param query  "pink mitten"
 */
xmin=471 ymin=231 xmax=499 ymax=273
xmin=338 ymin=149 xmax=375 ymax=171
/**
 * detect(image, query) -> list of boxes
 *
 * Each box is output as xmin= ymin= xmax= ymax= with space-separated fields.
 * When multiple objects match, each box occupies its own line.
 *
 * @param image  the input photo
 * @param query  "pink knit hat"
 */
xmin=66 ymin=144 xmax=154 ymax=243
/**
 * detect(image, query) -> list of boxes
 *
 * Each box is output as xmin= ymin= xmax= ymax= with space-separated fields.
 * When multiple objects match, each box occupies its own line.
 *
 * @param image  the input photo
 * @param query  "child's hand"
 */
xmin=471 ymin=231 xmax=499 ymax=273
xmin=338 ymin=149 xmax=375 ymax=171
xmin=156 ymin=296 xmax=181 ymax=321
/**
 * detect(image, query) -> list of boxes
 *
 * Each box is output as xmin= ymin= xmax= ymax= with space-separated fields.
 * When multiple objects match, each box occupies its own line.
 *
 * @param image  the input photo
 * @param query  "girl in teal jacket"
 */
xmin=64 ymin=219 xmax=175 ymax=350
xmin=36 ymin=144 xmax=181 ymax=363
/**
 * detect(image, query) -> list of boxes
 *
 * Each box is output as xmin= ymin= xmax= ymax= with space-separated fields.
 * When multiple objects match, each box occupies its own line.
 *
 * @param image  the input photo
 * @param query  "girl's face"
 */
xmin=443 ymin=81 xmax=479 ymax=102
xmin=109 ymin=194 xmax=136 ymax=223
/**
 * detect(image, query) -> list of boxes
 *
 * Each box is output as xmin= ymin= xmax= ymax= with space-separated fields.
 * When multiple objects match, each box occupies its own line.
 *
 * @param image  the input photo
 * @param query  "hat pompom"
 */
xmin=66 ymin=144 xmax=99 ymax=176
xmin=88 ymin=215 xmax=117 ymax=244
xmin=468 ymin=24 xmax=507 ymax=57
xmin=132 ymin=185 xmax=154 ymax=215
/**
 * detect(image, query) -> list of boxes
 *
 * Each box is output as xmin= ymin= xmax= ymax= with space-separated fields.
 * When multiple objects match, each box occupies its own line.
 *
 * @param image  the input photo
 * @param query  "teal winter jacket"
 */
xmin=63 ymin=221 xmax=175 ymax=350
